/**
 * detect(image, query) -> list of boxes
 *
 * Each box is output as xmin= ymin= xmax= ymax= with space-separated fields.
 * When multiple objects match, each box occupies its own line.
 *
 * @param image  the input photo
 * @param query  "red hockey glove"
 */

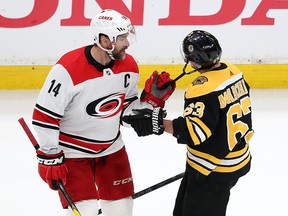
xmin=140 ymin=71 xmax=176 ymax=108
xmin=37 ymin=150 xmax=68 ymax=190
xmin=122 ymin=108 xmax=166 ymax=136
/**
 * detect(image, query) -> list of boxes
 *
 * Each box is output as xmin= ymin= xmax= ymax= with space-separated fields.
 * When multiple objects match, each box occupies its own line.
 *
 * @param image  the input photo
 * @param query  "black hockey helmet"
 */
xmin=181 ymin=30 xmax=222 ymax=69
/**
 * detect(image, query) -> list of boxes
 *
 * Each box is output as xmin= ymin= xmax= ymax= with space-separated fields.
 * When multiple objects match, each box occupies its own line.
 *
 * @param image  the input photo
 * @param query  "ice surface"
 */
xmin=1 ymin=89 xmax=288 ymax=215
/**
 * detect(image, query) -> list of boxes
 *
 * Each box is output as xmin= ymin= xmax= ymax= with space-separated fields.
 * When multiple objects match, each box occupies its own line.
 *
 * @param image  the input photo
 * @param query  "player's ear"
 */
xmin=99 ymin=34 xmax=111 ymax=48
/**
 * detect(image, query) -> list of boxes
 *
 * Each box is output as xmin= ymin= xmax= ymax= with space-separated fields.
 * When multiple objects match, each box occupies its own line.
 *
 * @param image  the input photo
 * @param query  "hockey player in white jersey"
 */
xmin=32 ymin=9 xmax=174 ymax=216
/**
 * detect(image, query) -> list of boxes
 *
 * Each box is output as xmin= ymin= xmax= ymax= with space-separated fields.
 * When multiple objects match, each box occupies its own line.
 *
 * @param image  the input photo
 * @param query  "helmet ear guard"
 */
xmin=181 ymin=30 xmax=222 ymax=69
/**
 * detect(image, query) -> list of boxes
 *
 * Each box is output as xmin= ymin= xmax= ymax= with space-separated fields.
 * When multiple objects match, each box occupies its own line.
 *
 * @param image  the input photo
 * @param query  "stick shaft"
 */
xmin=173 ymin=72 xmax=186 ymax=83
xmin=58 ymin=181 xmax=81 ymax=216
xmin=19 ymin=118 xmax=184 ymax=216
xmin=132 ymin=172 xmax=184 ymax=199
xmin=98 ymin=172 xmax=184 ymax=215
xmin=18 ymin=117 xmax=39 ymax=150
xmin=18 ymin=117 xmax=81 ymax=216
xmin=161 ymin=66 xmax=198 ymax=89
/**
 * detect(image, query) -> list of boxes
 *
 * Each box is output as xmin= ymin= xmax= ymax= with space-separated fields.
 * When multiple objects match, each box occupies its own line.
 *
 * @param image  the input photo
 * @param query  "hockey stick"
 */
xmin=18 ymin=117 xmax=81 ymax=216
xmin=161 ymin=63 xmax=198 ymax=89
xmin=98 ymin=172 xmax=184 ymax=214
xmin=174 ymin=63 xmax=198 ymax=82
xmin=19 ymin=119 xmax=184 ymax=215
xmin=132 ymin=172 xmax=184 ymax=199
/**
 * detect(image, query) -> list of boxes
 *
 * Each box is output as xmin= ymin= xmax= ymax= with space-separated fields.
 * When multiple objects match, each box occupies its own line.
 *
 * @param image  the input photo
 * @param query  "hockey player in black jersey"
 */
xmin=123 ymin=30 xmax=254 ymax=216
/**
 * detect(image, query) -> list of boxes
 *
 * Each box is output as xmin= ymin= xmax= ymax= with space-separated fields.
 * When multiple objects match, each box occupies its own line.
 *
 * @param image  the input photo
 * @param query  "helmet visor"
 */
xmin=127 ymin=24 xmax=136 ymax=44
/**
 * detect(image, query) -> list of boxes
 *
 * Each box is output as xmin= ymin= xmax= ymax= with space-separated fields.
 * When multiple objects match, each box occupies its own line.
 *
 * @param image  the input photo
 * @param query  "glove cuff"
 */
xmin=151 ymin=107 xmax=165 ymax=134
xmin=140 ymin=90 xmax=165 ymax=108
xmin=37 ymin=150 xmax=65 ymax=165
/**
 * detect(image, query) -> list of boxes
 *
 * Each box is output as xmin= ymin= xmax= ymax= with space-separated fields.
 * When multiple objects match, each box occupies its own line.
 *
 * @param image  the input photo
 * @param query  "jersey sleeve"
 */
xmin=172 ymin=93 xmax=220 ymax=147
xmin=32 ymin=64 xmax=75 ymax=154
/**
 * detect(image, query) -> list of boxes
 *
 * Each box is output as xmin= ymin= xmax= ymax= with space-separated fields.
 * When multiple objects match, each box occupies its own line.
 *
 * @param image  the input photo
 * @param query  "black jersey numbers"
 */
xmin=227 ymin=96 xmax=252 ymax=150
xmin=48 ymin=79 xmax=62 ymax=97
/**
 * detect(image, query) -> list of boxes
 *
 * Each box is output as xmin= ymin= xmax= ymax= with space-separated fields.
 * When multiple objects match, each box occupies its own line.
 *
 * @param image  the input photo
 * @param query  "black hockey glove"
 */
xmin=122 ymin=108 xmax=166 ymax=137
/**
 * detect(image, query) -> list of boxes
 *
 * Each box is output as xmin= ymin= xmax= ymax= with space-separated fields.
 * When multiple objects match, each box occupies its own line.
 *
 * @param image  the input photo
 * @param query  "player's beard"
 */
xmin=112 ymin=47 xmax=127 ymax=60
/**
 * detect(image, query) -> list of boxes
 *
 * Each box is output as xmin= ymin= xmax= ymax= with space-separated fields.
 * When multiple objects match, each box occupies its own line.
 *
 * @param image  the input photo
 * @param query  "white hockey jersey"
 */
xmin=32 ymin=45 xmax=151 ymax=158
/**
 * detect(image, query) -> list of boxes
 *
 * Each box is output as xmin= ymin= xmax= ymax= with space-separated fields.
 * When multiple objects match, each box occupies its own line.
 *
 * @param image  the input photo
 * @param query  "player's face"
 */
xmin=112 ymin=33 xmax=130 ymax=60
xmin=189 ymin=61 xmax=201 ymax=70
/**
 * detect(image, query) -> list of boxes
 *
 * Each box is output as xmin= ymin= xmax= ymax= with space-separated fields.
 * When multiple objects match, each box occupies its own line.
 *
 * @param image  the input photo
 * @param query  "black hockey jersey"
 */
xmin=173 ymin=62 xmax=254 ymax=181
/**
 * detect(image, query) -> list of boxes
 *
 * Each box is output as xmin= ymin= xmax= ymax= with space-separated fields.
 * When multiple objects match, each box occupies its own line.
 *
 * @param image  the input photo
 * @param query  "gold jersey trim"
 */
xmin=186 ymin=63 xmax=243 ymax=98
xmin=186 ymin=144 xmax=251 ymax=176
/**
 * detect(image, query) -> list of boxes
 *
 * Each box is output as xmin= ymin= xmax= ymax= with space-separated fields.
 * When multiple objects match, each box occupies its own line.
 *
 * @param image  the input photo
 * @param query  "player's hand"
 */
xmin=122 ymin=108 xmax=166 ymax=136
xmin=157 ymin=71 xmax=175 ymax=89
xmin=140 ymin=71 xmax=176 ymax=108
xmin=37 ymin=150 xmax=68 ymax=190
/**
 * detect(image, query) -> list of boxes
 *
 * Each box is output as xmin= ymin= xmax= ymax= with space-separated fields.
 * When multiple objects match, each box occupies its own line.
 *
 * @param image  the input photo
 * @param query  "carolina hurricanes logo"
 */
xmin=86 ymin=93 xmax=125 ymax=118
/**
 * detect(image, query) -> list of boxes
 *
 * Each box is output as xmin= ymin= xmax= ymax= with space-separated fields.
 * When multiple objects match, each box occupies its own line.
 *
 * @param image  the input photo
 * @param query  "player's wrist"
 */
xmin=36 ymin=150 xmax=65 ymax=165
